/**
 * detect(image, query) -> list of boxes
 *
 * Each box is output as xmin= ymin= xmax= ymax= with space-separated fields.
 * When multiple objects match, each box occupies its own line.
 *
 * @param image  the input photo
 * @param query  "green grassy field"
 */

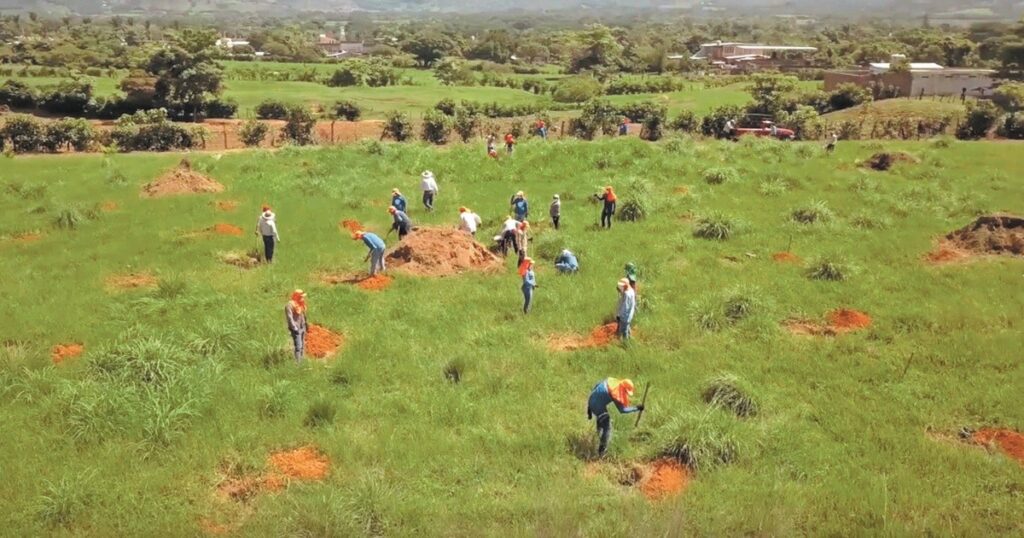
xmin=1 ymin=137 xmax=1022 ymax=536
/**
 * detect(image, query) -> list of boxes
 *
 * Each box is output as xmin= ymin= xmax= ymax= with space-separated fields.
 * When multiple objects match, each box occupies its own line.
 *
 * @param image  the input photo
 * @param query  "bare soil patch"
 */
xmin=211 ymin=223 xmax=244 ymax=236
xmin=943 ymin=214 xmax=1024 ymax=257
xmin=784 ymin=308 xmax=872 ymax=336
xmin=306 ymin=324 xmax=344 ymax=359
xmin=926 ymin=244 xmax=971 ymax=264
xmin=7 ymin=231 xmax=43 ymax=244
xmin=51 ymin=343 xmax=84 ymax=364
xmin=100 ymin=201 xmax=118 ymax=212
xmin=548 ymin=322 xmax=620 ymax=351
xmin=220 ymin=251 xmax=260 ymax=269
xmin=772 ymin=251 xmax=801 ymax=264
xmin=215 ymin=200 xmax=239 ymax=212
xmin=141 ymin=159 xmax=224 ymax=198
xmin=105 ymin=272 xmax=158 ymax=291
xmin=641 ymin=458 xmax=691 ymax=500
xmin=973 ymin=428 xmax=1024 ymax=465
xmin=385 ymin=227 xmax=503 ymax=277
xmin=268 ymin=446 xmax=331 ymax=480
xmin=864 ymin=151 xmax=919 ymax=171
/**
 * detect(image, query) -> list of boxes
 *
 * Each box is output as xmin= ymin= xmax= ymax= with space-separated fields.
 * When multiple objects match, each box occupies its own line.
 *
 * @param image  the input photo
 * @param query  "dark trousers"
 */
xmin=423 ymin=191 xmax=435 ymax=211
xmin=262 ymin=235 xmax=275 ymax=263
xmin=552 ymin=215 xmax=560 ymax=230
xmin=398 ymin=225 xmax=409 ymax=240
xmin=601 ymin=210 xmax=613 ymax=229
xmin=596 ymin=412 xmax=611 ymax=456
xmin=501 ymin=231 xmax=518 ymax=256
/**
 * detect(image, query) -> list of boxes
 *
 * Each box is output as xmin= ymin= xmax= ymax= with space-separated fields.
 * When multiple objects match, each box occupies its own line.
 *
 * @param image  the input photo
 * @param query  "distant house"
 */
xmin=825 ymin=57 xmax=996 ymax=97
xmin=316 ymin=34 xmax=366 ymax=57
xmin=689 ymin=41 xmax=818 ymax=72
xmin=215 ymin=37 xmax=250 ymax=49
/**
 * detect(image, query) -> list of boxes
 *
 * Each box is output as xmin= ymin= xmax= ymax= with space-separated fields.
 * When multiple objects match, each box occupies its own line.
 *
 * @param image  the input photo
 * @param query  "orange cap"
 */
xmin=261 ymin=204 xmax=271 ymax=212
xmin=459 ymin=206 xmax=468 ymax=213
xmin=354 ymin=231 xmax=364 ymax=239
xmin=388 ymin=206 xmax=397 ymax=214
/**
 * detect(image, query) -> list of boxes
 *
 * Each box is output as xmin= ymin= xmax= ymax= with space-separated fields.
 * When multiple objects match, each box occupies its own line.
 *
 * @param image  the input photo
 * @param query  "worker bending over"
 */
xmin=588 ymin=378 xmax=644 ymax=457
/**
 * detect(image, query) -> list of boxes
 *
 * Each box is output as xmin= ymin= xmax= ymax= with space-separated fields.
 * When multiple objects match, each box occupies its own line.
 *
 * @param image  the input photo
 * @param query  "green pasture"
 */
xmin=0 ymin=137 xmax=1022 ymax=535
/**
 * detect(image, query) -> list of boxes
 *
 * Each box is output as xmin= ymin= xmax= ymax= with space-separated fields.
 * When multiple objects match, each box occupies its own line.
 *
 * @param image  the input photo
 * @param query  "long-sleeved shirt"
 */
xmin=460 ymin=212 xmax=482 ymax=233
xmin=421 ymin=176 xmax=438 ymax=193
xmin=617 ymin=287 xmax=636 ymax=323
xmin=256 ymin=211 xmax=279 ymax=240
xmin=549 ymin=200 xmax=561 ymax=217
xmin=391 ymin=195 xmax=407 ymax=212
xmin=512 ymin=198 xmax=529 ymax=219
xmin=392 ymin=210 xmax=412 ymax=230
xmin=555 ymin=252 xmax=578 ymax=270
xmin=597 ymin=194 xmax=616 ymax=213
xmin=501 ymin=218 xmax=518 ymax=233
xmin=522 ymin=269 xmax=536 ymax=291
xmin=588 ymin=379 xmax=638 ymax=416
xmin=361 ymin=232 xmax=385 ymax=251
xmin=285 ymin=302 xmax=307 ymax=334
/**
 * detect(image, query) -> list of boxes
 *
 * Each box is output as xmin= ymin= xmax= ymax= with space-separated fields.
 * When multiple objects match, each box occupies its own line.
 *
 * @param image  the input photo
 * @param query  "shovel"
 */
xmin=634 ymin=384 xmax=651 ymax=427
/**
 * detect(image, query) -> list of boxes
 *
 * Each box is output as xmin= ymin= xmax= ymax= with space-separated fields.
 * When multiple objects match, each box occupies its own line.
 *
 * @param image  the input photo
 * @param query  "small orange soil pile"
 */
xmin=142 ymin=159 xmax=224 ymax=198
xmin=784 ymin=308 xmax=872 ymax=336
xmin=385 ymin=227 xmax=502 ymax=277
xmin=941 ymin=214 xmax=1024 ymax=258
xmin=864 ymin=151 xmax=919 ymax=171
xmin=641 ymin=458 xmax=690 ymax=500
xmin=973 ymin=428 xmax=1024 ymax=465
xmin=100 ymin=201 xmax=118 ymax=212
xmin=106 ymin=272 xmax=158 ymax=290
xmin=772 ymin=251 xmax=801 ymax=263
xmin=356 ymin=274 xmax=392 ymax=291
xmin=926 ymin=244 xmax=970 ymax=264
xmin=305 ymin=324 xmax=344 ymax=359
xmin=215 ymin=200 xmax=238 ymax=212
xmin=674 ymin=185 xmax=690 ymax=195
xmin=549 ymin=323 xmax=621 ymax=351
xmin=320 ymin=272 xmax=393 ymax=291
xmin=339 ymin=219 xmax=362 ymax=235
xmin=51 ymin=343 xmax=84 ymax=364
xmin=268 ymin=446 xmax=331 ymax=480
xmin=211 ymin=223 xmax=244 ymax=236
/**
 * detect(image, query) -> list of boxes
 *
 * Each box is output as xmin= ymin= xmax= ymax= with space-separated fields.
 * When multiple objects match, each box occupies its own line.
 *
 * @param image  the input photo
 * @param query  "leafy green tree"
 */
xmin=143 ymin=29 xmax=223 ymax=121
xmin=402 ymin=32 xmax=460 ymax=67
xmin=467 ymin=30 xmax=517 ymax=63
xmin=434 ymin=59 xmax=476 ymax=86
xmin=552 ymin=76 xmax=603 ymax=103
xmin=568 ymin=25 xmax=623 ymax=74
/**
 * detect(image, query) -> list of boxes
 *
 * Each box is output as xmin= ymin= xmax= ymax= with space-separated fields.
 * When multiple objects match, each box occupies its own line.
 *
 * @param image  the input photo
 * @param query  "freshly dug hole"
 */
xmin=641 ymin=459 xmax=690 ymax=500
xmin=267 ymin=446 xmax=330 ymax=480
xmin=51 ymin=343 xmax=84 ymax=364
xmin=548 ymin=323 xmax=621 ymax=351
xmin=385 ymin=227 xmax=502 ymax=277
xmin=972 ymin=428 xmax=1024 ymax=465
xmin=142 ymin=159 xmax=224 ymax=198
xmin=864 ymin=152 xmax=919 ymax=171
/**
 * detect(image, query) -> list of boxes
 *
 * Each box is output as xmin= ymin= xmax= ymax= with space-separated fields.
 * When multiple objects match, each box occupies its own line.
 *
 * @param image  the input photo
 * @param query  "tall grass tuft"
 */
xmin=52 ymin=206 xmax=85 ymax=230
xmin=693 ymin=212 xmax=740 ymax=241
xmin=304 ymin=399 xmax=337 ymax=428
xmin=691 ymin=287 xmax=764 ymax=331
xmin=702 ymin=167 xmax=739 ymax=185
xmin=36 ymin=472 xmax=94 ymax=528
xmin=702 ymin=375 xmax=759 ymax=417
xmin=758 ymin=176 xmax=789 ymax=197
xmin=656 ymin=412 xmax=743 ymax=471
xmin=791 ymin=200 xmax=834 ymax=224
xmin=257 ymin=381 xmax=291 ymax=418
xmin=807 ymin=258 xmax=851 ymax=281
xmin=443 ymin=359 xmax=464 ymax=383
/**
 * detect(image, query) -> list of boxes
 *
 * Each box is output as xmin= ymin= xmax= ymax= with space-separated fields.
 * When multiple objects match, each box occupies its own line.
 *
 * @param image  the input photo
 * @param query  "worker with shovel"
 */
xmin=388 ymin=206 xmax=412 ymax=241
xmin=354 ymin=230 xmax=386 ymax=276
xmin=255 ymin=204 xmax=280 ymax=263
xmin=588 ymin=378 xmax=644 ymax=458
xmin=285 ymin=289 xmax=307 ymax=363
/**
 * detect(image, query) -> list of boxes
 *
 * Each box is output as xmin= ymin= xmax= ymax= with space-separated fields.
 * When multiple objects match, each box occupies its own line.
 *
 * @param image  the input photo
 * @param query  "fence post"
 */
xmin=222 ymin=127 xmax=228 ymax=150
xmin=560 ymin=121 xmax=565 ymax=139
xmin=331 ymin=121 xmax=336 ymax=144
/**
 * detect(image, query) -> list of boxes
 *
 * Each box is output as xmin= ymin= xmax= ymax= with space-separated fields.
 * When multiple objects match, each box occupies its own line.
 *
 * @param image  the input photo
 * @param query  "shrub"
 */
xmin=553 ymin=76 xmax=603 ymax=103
xmin=702 ymin=375 xmax=759 ymax=417
xmin=701 ymin=104 xmax=746 ymax=137
xmin=333 ymin=100 xmax=362 ymax=121
xmin=693 ymin=212 xmax=739 ymax=241
xmin=668 ymin=111 xmax=699 ymax=133
xmin=40 ymin=119 xmax=95 ymax=152
xmin=997 ymin=113 xmax=1024 ymax=140
xmin=702 ymin=167 xmax=738 ymax=185
xmin=303 ymin=399 xmax=336 ymax=428
xmin=0 ymin=115 xmax=44 ymax=153
xmin=452 ymin=109 xmax=481 ymax=142
xmin=807 ymin=259 xmax=850 ymax=281
xmin=255 ymin=99 xmax=289 ymax=120
xmin=778 ymin=105 xmax=824 ymax=140
xmin=382 ymin=111 xmax=412 ymax=142
xmin=827 ymin=83 xmax=872 ymax=112
xmin=280 ymin=106 xmax=316 ymax=146
xmin=605 ymin=76 xmax=685 ymax=95
xmin=203 ymin=98 xmax=237 ymax=119
xmin=420 ymin=109 xmax=452 ymax=145
xmin=574 ymin=98 xmax=620 ymax=140
xmin=39 ymin=80 xmax=93 ymax=115
xmin=791 ymin=200 xmax=834 ymax=224
xmin=956 ymin=101 xmax=1000 ymax=140
xmin=327 ymin=58 xmax=399 ymax=88
xmin=239 ymin=119 xmax=269 ymax=147
xmin=111 ymin=121 xmax=195 ymax=152
xmin=0 ymin=79 xmax=38 ymax=108
xmin=434 ymin=98 xmax=457 ymax=116
xmin=617 ymin=101 xmax=668 ymax=141
xmin=657 ymin=413 xmax=743 ymax=470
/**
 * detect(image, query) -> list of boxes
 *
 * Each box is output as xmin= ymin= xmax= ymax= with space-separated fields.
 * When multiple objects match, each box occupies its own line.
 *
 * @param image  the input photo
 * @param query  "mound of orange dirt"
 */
xmin=52 ymin=343 xmax=84 ymax=364
xmin=215 ymin=200 xmax=238 ymax=212
xmin=339 ymin=220 xmax=362 ymax=235
xmin=549 ymin=323 xmax=621 ymax=351
xmin=142 ymin=159 xmax=224 ymax=198
xmin=106 ymin=272 xmax=158 ymax=290
xmin=827 ymin=309 xmax=873 ymax=332
xmin=306 ymin=324 xmax=344 ymax=359
xmin=212 ymin=223 xmax=244 ymax=236
xmin=268 ymin=446 xmax=330 ymax=480
xmin=641 ymin=459 xmax=690 ymax=500
xmin=385 ymin=227 xmax=503 ymax=277
xmin=944 ymin=214 xmax=1024 ymax=257
xmin=973 ymin=428 xmax=1024 ymax=465
xmin=356 ymin=274 xmax=392 ymax=291
xmin=772 ymin=251 xmax=801 ymax=264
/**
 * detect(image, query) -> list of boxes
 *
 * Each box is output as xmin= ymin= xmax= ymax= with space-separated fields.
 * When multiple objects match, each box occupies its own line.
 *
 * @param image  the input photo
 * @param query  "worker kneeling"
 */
xmin=588 ymin=378 xmax=643 ymax=458
xmin=555 ymin=249 xmax=579 ymax=274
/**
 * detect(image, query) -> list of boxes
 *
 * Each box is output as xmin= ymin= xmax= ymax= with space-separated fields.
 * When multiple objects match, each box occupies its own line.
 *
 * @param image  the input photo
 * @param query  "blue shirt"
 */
xmin=392 ymin=210 xmax=411 ymax=229
xmin=391 ymin=195 xmax=407 ymax=212
xmin=588 ymin=379 xmax=638 ymax=416
xmin=522 ymin=269 xmax=536 ymax=291
xmin=555 ymin=252 xmax=578 ymax=270
xmin=513 ymin=199 xmax=528 ymax=218
xmin=617 ymin=288 xmax=636 ymax=323
xmin=361 ymin=232 xmax=385 ymax=251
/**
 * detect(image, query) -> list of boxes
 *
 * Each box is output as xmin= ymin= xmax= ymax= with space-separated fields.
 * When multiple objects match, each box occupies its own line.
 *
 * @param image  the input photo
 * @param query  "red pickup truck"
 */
xmin=736 ymin=125 xmax=796 ymax=140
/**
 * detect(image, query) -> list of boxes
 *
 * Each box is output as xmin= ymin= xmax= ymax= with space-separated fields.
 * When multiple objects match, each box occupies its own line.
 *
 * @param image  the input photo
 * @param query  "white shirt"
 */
xmin=420 ymin=175 xmax=438 ymax=192
xmin=460 ymin=212 xmax=481 ymax=233
xmin=502 ymin=218 xmax=518 ymax=233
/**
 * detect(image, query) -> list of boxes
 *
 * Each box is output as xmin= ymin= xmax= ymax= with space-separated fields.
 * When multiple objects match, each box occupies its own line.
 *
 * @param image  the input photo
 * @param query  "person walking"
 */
xmin=391 ymin=188 xmax=407 ymax=212
xmin=510 ymin=191 xmax=529 ymax=222
xmin=486 ymin=134 xmax=498 ymax=158
xmin=504 ymin=132 xmax=516 ymax=155
xmin=519 ymin=257 xmax=537 ymax=314
xmin=255 ymin=204 xmax=280 ymax=263
xmin=516 ymin=220 xmax=530 ymax=266
xmin=825 ymin=132 xmax=838 ymax=153
xmin=354 ymin=230 xmax=386 ymax=276
xmin=619 ymin=117 xmax=630 ymax=136
xmin=594 ymin=186 xmax=617 ymax=229
xmin=616 ymin=278 xmax=637 ymax=341
xmin=724 ymin=118 xmax=737 ymax=140
xmin=555 ymin=249 xmax=579 ymax=274
xmin=420 ymin=171 xmax=438 ymax=212
xmin=588 ymin=378 xmax=643 ymax=457
xmin=550 ymin=194 xmax=561 ymax=230
xmin=535 ymin=118 xmax=548 ymax=140
xmin=388 ymin=206 xmax=412 ymax=241
xmin=285 ymin=289 xmax=307 ymax=363
xmin=459 ymin=206 xmax=482 ymax=236
xmin=499 ymin=215 xmax=519 ymax=256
